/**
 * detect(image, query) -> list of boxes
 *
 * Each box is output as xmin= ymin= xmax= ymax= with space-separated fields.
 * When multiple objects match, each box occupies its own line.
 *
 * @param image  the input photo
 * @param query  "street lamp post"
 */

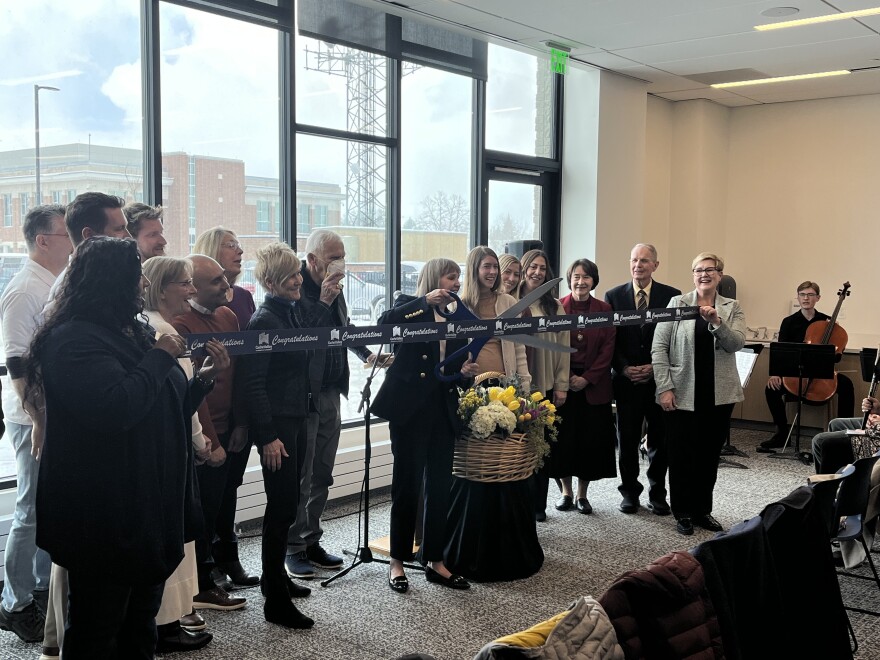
xmin=34 ymin=84 xmax=60 ymax=204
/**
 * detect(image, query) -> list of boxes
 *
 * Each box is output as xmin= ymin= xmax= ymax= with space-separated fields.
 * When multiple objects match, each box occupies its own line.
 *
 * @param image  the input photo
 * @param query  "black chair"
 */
xmin=830 ymin=454 xmax=880 ymax=619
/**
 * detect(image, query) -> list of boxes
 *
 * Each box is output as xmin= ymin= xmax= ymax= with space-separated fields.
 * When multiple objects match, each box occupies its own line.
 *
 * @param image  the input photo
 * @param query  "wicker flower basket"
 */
xmin=453 ymin=431 xmax=538 ymax=483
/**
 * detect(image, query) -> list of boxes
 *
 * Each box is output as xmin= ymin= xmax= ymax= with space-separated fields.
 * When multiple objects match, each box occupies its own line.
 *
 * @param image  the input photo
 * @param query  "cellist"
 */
xmin=757 ymin=280 xmax=855 ymax=452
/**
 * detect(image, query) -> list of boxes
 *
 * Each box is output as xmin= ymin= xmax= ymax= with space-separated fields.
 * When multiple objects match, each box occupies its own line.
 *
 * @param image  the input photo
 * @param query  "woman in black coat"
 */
xmin=238 ymin=241 xmax=337 ymax=629
xmin=371 ymin=258 xmax=480 ymax=593
xmin=24 ymin=237 xmax=225 ymax=659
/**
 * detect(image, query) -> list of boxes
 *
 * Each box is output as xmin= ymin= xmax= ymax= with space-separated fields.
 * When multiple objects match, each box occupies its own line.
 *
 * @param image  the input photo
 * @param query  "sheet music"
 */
xmin=736 ymin=349 xmax=759 ymax=388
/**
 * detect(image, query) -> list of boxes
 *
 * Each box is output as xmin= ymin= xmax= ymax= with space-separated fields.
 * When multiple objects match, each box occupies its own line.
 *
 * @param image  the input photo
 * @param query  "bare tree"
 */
xmin=412 ymin=191 xmax=470 ymax=232
xmin=488 ymin=212 xmax=533 ymax=254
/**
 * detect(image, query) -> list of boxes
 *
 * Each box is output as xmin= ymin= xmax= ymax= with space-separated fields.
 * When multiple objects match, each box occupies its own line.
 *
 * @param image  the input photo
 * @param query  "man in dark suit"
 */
xmin=604 ymin=243 xmax=680 ymax=515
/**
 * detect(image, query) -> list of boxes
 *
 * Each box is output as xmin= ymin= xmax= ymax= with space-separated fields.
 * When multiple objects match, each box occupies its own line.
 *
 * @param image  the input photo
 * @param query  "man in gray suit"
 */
xmin=605 ymin=244 xmax=680 ymax=516
xmin=285 ymin=229 xmax=376 ymax=579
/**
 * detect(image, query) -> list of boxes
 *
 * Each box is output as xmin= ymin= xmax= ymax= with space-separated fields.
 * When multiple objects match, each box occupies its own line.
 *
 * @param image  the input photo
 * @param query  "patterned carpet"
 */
xmin=2 ymin=425 xmax=879 ymax=659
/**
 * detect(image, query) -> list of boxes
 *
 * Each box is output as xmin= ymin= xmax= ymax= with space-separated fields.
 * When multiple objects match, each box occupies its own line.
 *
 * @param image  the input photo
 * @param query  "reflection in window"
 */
xmin=486 ymin=45 xmax=554 ymax=158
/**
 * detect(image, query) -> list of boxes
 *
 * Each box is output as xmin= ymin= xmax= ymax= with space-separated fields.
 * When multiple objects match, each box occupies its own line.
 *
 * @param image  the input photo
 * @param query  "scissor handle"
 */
xmin=433 ymin=290 xmax=469 ymax=319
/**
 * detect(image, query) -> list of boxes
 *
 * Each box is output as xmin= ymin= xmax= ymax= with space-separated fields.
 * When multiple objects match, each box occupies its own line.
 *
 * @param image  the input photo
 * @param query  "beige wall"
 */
xmin=567 ymin=69 xmax=879 ymax=347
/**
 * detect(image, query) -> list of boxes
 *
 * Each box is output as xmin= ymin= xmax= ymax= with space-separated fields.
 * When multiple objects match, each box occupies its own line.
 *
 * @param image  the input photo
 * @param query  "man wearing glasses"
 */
xmin=757 ymin=280 xmax=854 ymax=452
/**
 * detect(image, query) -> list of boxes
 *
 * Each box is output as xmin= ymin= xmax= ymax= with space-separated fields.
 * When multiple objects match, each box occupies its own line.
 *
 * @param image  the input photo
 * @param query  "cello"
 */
xmin=782 ymin=281 xmax=851 ymax=402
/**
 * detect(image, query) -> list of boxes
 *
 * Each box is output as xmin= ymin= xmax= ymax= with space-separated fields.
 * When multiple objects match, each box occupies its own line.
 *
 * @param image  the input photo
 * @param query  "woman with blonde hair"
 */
xmin=515 ymin=249 xmax=569 ymax=521
xmin=652 ymin=252 xmax=746 ymax=536
xmin=458 ymin=246 xmax=530 ymax=390
xmin=372 ymin=258 xmax=479 ymax=593
xmin=142 ymin=256 xmax=225 ymax=652
xmin=498 ymin=253 xmax=522 ymax=295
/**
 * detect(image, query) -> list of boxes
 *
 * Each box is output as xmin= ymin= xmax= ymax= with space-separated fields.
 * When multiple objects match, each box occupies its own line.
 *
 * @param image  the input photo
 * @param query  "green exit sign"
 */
xmin=550 ymin=48 xmax=569 ymax=74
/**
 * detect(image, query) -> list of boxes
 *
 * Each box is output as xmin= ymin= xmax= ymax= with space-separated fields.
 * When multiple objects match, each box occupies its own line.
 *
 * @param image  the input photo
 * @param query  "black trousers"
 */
xmin=194 ymin=430 xmax=232 ymax=591
xmin=665 ymin=403 xmax=734 ymax=520
xmin=63 ymin=570 xmax=164 ymax=660
xmin=765 ymin=374 xmax=855 ymax=430
xmin=389 ymin=404 xmax=454 ymax=562
xmin=213 ymin=437 xmax=252 ymax=565
xmin=613 ymin=376 xmax=669 ymax=504
xmin=261 ymin=416 xmax=307 ymax=597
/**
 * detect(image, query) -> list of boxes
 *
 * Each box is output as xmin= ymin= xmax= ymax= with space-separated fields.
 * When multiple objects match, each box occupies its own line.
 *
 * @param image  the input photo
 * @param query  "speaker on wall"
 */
xmin=504 ymin=239 xmax=543 ymax=259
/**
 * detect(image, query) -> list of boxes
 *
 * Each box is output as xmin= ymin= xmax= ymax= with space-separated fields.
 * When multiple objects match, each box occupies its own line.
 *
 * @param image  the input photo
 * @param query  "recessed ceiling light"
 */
xmin=712 ymin=70 xmax=851 ymax=88
xmin=756 ymin=6 xmax=880 ymax=30
xmin=760 ymin=7 xmax=799 ymax=18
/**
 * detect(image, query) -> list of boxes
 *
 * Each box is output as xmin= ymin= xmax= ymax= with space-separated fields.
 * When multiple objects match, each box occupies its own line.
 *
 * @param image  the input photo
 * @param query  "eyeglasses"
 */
xmin=170 ymin=279 xmax=194 ymax=287
xmin=693 ymin=267 xmax=720 ymax=275
xmin=221 ymin=241 xmax=242 ymax=250
xmin=798 ymin=292 xmax=818 ymax=298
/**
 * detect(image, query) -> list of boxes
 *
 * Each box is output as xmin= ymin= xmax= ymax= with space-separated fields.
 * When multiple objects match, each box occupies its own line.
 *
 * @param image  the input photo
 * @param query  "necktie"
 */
xmin=637 ymin=289 xmax=647 ymax=311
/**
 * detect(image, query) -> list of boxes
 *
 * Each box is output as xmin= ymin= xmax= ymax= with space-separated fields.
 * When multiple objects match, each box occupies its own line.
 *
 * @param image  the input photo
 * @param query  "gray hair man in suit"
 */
xmin=604 ymin=244 xmax=680 ymax=516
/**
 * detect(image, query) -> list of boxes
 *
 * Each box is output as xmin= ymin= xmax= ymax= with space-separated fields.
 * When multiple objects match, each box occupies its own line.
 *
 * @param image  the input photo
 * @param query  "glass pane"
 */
xmin=0 ymin=0 xmax=143 ymax=481
xmin=486 ymin=44 xmax=554 ymax=158
xmin=400 ymin=64 xmax=473 ymax=302
xmin=160 ymin=4 xmax=281 ymax=271
xmin=487 ymin=180 xmax=541 ymax=256
xmin=295 ymin=35 xmax=388 ymax=137
xmin=297 ymin=134 xmax=388 ymax=423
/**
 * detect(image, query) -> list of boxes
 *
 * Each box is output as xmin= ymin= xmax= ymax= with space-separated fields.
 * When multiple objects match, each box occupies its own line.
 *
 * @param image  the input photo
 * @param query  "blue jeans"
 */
xmin=2 ymin=422 xmax=51 ymax=612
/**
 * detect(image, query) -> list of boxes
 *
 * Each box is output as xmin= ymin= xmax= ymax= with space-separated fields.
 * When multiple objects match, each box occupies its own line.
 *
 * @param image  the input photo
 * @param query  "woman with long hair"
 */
xmin=193 ymin=227 xmax=255 ymax=331
xmin=372 ymin=258 xmax=479 ymax=594
xmin=498 ymin=253 xmax=522 ymax=296
xmin=459 ymin=246 xmax=530 ymax=390
xmin=516 ymin=249 xmax=569 ymax=521
xmin=142 ymin=256 xmax=222 ymax=653
xmin=238 ymin=242 xmax=336 ymax=629
xmin=550 ymin=258 xmax=617 ymax=515
xmin=24 ymin=237 xmax=224 ymax=658
xmin=652 ymin=252 xmax=745 ymax=536
xmin=444 ymin=246 xmax=541 ymax=582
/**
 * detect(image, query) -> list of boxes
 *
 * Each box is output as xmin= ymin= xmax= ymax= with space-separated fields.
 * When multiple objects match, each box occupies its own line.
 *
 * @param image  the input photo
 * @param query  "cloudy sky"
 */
xmin=1 ymin=0 xmax=545 ymax=224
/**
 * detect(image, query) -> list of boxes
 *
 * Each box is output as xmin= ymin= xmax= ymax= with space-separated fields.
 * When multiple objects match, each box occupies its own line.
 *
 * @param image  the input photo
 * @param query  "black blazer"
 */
xmin=371 ymin=294 xmax=469 ymax=431
xmin=604 ymin=280 xmax=680 ymax=376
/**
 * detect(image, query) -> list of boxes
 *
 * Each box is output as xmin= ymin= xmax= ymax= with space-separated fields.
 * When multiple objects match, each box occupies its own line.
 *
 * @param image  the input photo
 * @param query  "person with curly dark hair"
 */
xmin=23 ymin=237 xmax=224 ymax=659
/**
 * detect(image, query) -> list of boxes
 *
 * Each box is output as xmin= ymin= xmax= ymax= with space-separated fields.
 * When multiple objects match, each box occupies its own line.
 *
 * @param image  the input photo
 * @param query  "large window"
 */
xmin=400 ymin=65 xmax=473 ymax=283
xmin=159 ymin=4 xmax=281 ymax=271
xmin=0 ymin=0 xmax=144 ymax=482
xmin=486 ymin=45 xmax=555 ymax=159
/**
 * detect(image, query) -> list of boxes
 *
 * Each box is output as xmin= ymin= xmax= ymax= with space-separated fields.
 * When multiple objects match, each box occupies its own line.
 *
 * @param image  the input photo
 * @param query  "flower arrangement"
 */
xmin=457 ymin=375 xmax=560 ymax=466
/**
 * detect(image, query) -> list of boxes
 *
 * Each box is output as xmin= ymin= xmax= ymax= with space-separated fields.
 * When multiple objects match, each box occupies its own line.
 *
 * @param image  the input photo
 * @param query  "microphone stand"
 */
xmin=321 ymin=345 xmax=422 ymax=586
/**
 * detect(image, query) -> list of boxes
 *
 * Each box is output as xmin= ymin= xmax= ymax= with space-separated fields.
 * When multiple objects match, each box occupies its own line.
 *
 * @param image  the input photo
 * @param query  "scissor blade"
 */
xmin=500 ymin=277 xmax=562 ymax=319
xmin=500 ymin=334 xmax=575 ymax=353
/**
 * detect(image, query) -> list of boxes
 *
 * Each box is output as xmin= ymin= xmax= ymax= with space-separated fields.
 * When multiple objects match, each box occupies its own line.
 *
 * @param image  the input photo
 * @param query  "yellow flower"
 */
xmin=547 ymin=415 xmax=556 ymax=424
xmin=544 ymin=402 xmax=556 ymax=413
xmin=518 ymin=414 xmax=526 ymax=422
xmin=530 ymin=391 xmax=543 ymax=403
xmin=507 ymin=400 xmax=520 ymax=412
xmin=488 ymin=387 xmax=503 ymax=401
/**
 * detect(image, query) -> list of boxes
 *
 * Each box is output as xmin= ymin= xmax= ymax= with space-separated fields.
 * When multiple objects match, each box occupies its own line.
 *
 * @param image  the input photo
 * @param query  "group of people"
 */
xmin=0 ymin=193 xmax=375 ymax=658
xmin=372 ymin=243 xmax=748 ymax=592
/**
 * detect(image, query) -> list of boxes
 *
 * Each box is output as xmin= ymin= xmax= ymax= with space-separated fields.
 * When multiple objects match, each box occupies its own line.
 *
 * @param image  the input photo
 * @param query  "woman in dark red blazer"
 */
xmin=547 ymin=258 xmax=616 ymax=515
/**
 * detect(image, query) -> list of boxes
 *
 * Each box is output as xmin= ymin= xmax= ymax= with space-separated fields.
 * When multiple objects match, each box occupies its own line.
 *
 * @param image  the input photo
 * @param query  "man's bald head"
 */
xmin=188 ymin=254 xmax=230 ymax=312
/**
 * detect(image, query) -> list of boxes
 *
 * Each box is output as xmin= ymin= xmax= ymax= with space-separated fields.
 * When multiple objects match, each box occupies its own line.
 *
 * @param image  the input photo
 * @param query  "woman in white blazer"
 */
xmin=651 ymin=252 xmax=745 ymax=537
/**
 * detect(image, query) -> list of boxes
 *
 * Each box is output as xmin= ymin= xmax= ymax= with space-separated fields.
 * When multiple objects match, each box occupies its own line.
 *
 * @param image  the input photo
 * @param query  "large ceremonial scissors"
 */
xmin=434 ymin=277 xmax=575 ymax=382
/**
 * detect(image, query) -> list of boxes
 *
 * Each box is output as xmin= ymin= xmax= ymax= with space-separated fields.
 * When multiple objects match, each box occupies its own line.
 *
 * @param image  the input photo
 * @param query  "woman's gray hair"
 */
xmin=142 ymin=256 xmax=192 ymax=313
xmin=255 ymin=241 xmax=300 ymax=291
xmin=691 ymin=252 xmax=724 ymax=272
xmin=416 ymin=258 xmax=460 ymax=297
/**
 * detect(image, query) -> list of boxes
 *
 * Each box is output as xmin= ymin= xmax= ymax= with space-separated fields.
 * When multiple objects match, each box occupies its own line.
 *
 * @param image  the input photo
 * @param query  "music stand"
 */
xmin=767 ymin=342 xmax=836 ymax=465
xmin=859 ymin=347 xmax=879 ymax=383
xmin=719 ymin=344 xmax=762 ymax=469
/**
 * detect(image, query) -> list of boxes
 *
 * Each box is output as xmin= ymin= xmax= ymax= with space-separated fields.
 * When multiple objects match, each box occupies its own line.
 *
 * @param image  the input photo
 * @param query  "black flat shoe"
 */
xmin=536 ymin=510 xmax=547 ymax=522
xmin=218 ymin=560 xmax=260 ymax=587
xmin=388 ymin=570 xmax=409 ymax=594
xmin=676 ymin=518 xmax=694 ymax=536
xmin=260 ymin=576 xmax=311 ymax=599
xmin=264 ymin=598 xmax=314 ymax=629
xmin=425 ymin=567 xmax=470 ymax=590
xmin=693 ymin=514 xmax=723 ymax=532
xmin=576 ymin=497 xmax=593 ymax=514
xmin=647 ymin=500 xmax=672 ymax=516
xmin=156 ymin=626 xmax=213 ymax=653
xmin=555 ymin=495 xmax=573 ymax=511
